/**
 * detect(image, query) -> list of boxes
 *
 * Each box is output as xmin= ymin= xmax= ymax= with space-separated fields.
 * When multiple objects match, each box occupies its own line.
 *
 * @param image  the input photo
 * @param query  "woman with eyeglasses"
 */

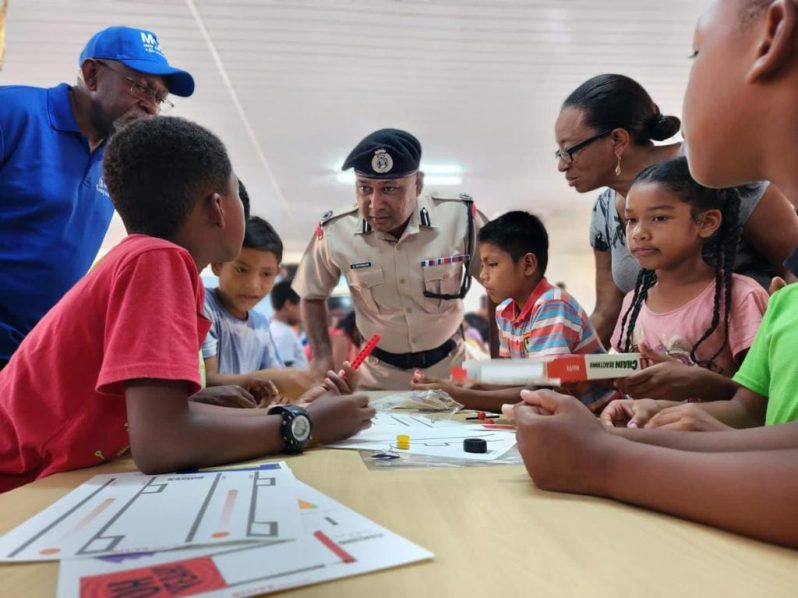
xmin=554 ymin=74 xmax=798 ymax=347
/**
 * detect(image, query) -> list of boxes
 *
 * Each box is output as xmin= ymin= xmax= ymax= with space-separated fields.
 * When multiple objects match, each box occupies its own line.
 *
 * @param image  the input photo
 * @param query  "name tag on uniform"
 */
xmin=420 ymin=254 xmax=469 ymax=267
xmin=350 ymin=261 xmax=372 ymax=270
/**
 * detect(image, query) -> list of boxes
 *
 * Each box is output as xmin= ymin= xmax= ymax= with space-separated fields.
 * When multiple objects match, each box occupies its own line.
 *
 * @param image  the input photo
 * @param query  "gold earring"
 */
xmin=615 ymin=155 xmax=622 ymax=177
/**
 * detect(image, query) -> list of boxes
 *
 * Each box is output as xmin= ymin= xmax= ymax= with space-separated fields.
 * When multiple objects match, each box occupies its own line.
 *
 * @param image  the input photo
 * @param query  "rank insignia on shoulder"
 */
xmin=318 ymin=206 xmax=358 ymax=230
xmin=420 ymin=207 xmax=431 ymax=227
xmin=430 ymin=192 xmax=474 ymax=203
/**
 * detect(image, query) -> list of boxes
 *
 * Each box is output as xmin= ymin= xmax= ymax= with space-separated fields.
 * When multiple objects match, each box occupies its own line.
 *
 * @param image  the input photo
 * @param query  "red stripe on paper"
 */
xmin=313 ymin=530 xmax=356 ymax=564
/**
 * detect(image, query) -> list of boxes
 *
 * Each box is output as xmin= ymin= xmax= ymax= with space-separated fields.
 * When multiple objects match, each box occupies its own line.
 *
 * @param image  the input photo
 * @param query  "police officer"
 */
xmin=293 ymin=129 xmax=487 ymax=389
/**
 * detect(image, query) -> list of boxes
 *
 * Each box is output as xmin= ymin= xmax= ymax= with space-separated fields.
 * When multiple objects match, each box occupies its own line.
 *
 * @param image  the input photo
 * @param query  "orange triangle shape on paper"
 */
xmin=298 ymin=499 xmax=318 ymax=510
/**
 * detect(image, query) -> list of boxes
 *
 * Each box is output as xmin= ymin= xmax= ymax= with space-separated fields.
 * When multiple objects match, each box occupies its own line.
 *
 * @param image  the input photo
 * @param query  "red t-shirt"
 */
xmin=0 ymin=235 xmax=211 ymax=492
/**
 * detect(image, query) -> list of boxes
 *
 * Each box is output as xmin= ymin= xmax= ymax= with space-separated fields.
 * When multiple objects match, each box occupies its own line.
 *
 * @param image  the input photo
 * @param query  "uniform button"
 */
xmin=399 ymin=277 xmax=406 ymax=284
xmin=411 ymin=337 xmax=418 ymax=343
xmin=406 ymin=308 xmax=413 ymax=314
xmin=443 ymin=273 xmax=450 ymax=279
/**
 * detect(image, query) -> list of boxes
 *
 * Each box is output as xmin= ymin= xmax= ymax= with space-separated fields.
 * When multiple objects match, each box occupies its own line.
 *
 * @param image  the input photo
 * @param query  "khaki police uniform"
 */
xmin=293 ymin=193 xmax=487 ymax=389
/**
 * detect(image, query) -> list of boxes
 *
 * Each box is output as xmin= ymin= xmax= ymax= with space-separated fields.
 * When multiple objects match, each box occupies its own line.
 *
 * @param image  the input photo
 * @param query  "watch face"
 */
xmin=290 ymin=415 xmax=311 ymax=442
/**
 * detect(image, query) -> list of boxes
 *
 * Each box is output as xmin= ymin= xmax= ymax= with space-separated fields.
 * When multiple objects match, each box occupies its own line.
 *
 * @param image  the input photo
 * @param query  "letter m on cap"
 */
xmin=140 ymin=32 xmax=157 ymax=45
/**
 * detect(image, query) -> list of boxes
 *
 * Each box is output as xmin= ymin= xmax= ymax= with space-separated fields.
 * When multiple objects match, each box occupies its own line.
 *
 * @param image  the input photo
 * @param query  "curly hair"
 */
xmin=104 ymin=116 xmax=232 ymax=238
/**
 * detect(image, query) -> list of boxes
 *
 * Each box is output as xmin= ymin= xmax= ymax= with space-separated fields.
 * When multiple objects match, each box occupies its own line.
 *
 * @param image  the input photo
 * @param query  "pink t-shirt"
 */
xmin=610 ymin=274 xmax=768 ymax=376
xmin=0 ymin=235 xmax=210 ymax=492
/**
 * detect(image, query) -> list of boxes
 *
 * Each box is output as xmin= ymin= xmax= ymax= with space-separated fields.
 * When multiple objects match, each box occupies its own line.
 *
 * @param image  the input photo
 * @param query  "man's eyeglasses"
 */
xmin=554 ymin=129 xmax=613 ymax=165
xmin=93 ymin=59 xmax=174 ymax=113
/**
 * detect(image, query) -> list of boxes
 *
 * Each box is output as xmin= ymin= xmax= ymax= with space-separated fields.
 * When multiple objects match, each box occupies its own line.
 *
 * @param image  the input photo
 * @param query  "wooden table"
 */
xmin=2 ymin=440 xmax=797 ymax=596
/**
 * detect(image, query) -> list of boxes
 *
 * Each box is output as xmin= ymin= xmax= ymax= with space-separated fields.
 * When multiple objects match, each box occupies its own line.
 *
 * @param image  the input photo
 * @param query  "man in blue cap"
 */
xmin=294 ymin=128 xmax=488 ymax=389
xmin=0 ymin=26 xmax=194 ymax=368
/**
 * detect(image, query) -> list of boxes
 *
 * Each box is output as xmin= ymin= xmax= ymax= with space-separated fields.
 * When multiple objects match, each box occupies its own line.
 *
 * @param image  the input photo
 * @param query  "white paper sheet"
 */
xmin=56 ymin=481 xmax=433 ymax=598
xmin=0 ymin=463 xmax=301 ymax=562
xmin=327 ymin=413 xmax=517 ymax=461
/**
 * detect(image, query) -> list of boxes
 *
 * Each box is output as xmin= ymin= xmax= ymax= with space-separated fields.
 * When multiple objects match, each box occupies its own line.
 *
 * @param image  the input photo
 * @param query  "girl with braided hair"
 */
xmin=554 ymin=74 xmax=798 ymax=348
xmin=512 ymin=0 xmax=798 ymax=548
xmin=604 ymin=158 xmax=768 ymax=423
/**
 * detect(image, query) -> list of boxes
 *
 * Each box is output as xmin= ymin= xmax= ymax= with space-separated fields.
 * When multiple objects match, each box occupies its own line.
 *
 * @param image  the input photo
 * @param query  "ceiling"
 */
xmin=2 ymin=0 xmax=705 ymax=306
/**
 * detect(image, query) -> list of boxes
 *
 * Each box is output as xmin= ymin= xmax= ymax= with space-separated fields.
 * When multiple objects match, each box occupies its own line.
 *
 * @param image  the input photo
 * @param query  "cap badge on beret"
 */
xmin=371 ymin=149 xmax=394 ymax=174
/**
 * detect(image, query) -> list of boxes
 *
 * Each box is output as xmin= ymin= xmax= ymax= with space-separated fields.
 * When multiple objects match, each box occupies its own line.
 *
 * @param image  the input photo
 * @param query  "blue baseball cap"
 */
xmin=79 ymin=26 xmax=194 ymax=97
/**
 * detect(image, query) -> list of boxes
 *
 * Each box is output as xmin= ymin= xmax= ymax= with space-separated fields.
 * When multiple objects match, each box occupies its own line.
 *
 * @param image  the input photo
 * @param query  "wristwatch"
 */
xmin=267 ymin=405 xmax=312 ymax=454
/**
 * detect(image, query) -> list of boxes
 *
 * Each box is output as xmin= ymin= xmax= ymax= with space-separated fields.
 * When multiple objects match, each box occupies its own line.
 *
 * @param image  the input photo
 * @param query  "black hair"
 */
xmin=243 ymin=216 xmax=283 ymax=262
xmin=271 ymin=279 xmax=300 ymax=311
xmin=478 ymin=210 xmax=549 ymax=275
xmin=741 ymin=0 xmax=774 ymax=26
xmin=104 ymin=116 xmax=232 ymax=238
xmin=336 ymin=311 xmax=362 ymax=346
xmin=563 ymin=74 xmax=681 ymax=145
xmin=238 ymin=179 xmax=251 ymax=220
xmin=615 ymin=157 xmax=743 ymax=371
xmin=464 ymin=313 xmax=489 ymax=343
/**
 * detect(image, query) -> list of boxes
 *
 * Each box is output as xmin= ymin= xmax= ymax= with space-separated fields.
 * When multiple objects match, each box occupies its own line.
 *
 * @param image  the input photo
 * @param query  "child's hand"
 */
xmin=599 ymin=398 xmax=678 ymax=428
xmin=645 ymin=403 xmax=733 ymax=431
xmin=511 ymin=389 xmax=619 ymax=495
xmin=189 ymin=385 xmax=259 ymax=408
xmin=306 ymin=394 xmax=375 ymax=444
xmin=410 ymin=370 xmax=461 ymax=398
xmin=273 ymin=369 xmax=323 ymax=399
xmin=240 ymin=379 xmax=282 ymax=408
xmin=339 ymin=361 xmax=359 ymax=391
xmin=295 ymin=365 xmax=358 ymax=405
xmin=615 ymin=344 xmax=700 ymax=401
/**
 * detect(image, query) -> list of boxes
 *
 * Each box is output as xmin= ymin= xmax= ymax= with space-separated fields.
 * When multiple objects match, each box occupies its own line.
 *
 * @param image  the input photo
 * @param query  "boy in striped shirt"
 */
xmin=413 ymin=210 xmax=616 ymax=413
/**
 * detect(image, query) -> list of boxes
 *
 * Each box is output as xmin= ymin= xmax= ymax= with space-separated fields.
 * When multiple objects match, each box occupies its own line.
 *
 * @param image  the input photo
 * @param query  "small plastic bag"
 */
xmin=369 ymin=390 xmax=464 ymax=419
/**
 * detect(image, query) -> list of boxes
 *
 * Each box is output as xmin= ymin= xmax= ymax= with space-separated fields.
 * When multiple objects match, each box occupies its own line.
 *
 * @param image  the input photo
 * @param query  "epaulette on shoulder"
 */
xmin=430 ymin=192 xmax=473 ymax=203
xmin=319 ymin=205 xmax=359 ymax=227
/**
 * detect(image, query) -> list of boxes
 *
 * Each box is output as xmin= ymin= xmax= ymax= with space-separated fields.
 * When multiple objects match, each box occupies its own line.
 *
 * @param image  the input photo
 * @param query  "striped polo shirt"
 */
xmin=496 ymin=278 xmax=616 ymax=411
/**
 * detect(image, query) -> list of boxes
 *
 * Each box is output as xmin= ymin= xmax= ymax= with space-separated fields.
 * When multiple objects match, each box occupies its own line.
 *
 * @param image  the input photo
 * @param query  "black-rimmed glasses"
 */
xmin=93 ymin=59 xmax=174 ymax=113
xmin=555 ymin=129 xmax=613 ymax=165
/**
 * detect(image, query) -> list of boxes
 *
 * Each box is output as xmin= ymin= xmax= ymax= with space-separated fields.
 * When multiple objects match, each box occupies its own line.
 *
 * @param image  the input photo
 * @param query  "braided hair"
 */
xmin=615 ymin=157 xmax=743 ymax=371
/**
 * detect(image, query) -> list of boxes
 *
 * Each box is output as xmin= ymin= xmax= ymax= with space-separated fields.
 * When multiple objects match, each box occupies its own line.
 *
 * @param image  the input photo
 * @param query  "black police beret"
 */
xmin=342 ymin=128 xmax=422 ymax=179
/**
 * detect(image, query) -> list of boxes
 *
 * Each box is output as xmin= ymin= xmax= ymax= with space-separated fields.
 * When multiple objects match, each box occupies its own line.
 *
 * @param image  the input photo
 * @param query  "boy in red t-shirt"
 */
xmin=0 ymin=117 xmax=374 ymax=493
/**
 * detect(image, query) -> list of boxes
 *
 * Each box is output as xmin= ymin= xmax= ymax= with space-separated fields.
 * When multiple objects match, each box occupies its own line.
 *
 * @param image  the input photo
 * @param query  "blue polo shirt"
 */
xmin=0 ymin=84 xmax=113 ymax=361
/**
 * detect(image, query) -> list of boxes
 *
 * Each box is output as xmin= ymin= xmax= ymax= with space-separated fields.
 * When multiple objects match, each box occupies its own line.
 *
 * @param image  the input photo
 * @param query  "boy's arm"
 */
xmin=411 ymin=373 xmax=523 ymax=412
xmin=445 ymin=385 xmax=523 ymax=412
xmin=126 ymin=379 xmax=284 ymax=473
xmin=603 ymin=436 xmax=798 ymax=547
xmin=204 ymin=356 xmax=318 ymax=399
xmin=614 ymin=419 xmax=798 ymax=451
xmin=512 ymin=390 xmax=798 ymax=548
xmin=644 ymin=387 xmax=767 ymax=430
xmin=125 ymin=379 xmax=375 ymax=474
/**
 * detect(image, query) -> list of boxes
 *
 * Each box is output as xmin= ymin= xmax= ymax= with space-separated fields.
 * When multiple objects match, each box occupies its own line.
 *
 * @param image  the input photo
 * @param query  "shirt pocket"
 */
xmin=346 ymin=267 xmax=385 ymax=314
xmin=422 ymin=263 xmax=462 ymax=309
